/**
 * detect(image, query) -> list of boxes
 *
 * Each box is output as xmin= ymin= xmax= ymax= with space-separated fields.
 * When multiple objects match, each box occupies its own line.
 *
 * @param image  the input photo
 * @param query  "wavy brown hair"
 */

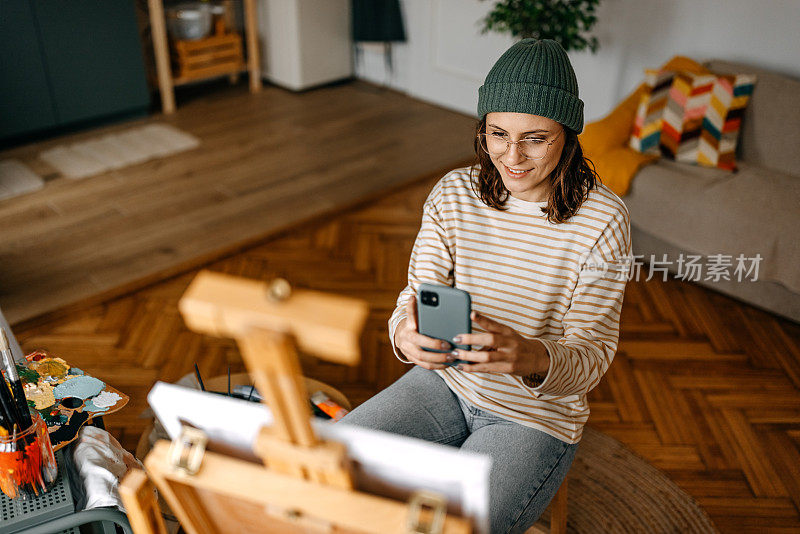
xmin=469 ymin=117 xmax=599 ymax=224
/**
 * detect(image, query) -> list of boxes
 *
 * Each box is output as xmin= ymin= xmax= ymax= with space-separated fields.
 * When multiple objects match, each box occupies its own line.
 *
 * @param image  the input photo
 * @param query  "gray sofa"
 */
xmin=623 ymin=60 xmax=800 ymax=323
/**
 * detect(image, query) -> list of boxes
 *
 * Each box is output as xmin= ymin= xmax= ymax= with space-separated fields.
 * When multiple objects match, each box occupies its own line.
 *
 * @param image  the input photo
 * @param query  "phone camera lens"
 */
xmin=421 ymin=290 xmax=439 ymax=307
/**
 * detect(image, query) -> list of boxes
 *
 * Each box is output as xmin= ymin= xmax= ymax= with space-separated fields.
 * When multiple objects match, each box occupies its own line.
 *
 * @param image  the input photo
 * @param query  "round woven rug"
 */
xmin=540 ymin=426 xmax=718 ymax=533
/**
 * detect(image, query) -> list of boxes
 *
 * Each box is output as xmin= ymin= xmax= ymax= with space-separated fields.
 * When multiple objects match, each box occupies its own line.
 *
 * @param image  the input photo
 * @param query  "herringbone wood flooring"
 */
xmin=13 ymin=174 xmax=800 ymax=533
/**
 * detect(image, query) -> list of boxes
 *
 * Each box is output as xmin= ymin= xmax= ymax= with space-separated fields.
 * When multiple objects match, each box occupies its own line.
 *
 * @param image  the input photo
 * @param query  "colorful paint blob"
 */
xmin=17 ymin=365 xmax=40 ymax=383
xmin=30 ymin=358 xmax=69 ymax=383
xmin=88 ymin=391 xmax=121 ymax=408
xmin=53 ymin=376 xmax=105 ymax=401
xmin=23 ymin=382 xmax=56 ymax=410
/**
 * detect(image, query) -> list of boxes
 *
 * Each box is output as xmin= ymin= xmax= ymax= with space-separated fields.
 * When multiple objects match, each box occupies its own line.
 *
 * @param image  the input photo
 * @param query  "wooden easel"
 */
xmin=119 ymin=271 xmax=472 ymax=534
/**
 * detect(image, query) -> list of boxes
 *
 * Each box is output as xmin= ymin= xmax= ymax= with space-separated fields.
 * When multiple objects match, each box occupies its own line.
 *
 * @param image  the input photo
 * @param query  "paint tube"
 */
xmin=310 ymin=391 xmax=349 ymax=422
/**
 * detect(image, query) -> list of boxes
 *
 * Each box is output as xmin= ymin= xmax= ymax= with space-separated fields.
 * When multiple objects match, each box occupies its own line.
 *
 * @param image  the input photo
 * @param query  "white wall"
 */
xmin=356 ymin=0 xmax=800 ymax=122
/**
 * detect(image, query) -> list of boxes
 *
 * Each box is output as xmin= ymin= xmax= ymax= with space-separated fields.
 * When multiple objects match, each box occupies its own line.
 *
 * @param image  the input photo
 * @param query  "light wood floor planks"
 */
xmin=0 ymin=80 xmax=475 ymax=326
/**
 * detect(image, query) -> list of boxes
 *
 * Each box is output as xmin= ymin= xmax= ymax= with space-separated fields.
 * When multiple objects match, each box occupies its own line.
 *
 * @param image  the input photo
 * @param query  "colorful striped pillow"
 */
xmin=629 ymin=68 xmax=756 ymax=171
xmin=660 ymin=71 xmax=756 ymax=170
xmin=629 ymin=69 xmax=677 ymax=154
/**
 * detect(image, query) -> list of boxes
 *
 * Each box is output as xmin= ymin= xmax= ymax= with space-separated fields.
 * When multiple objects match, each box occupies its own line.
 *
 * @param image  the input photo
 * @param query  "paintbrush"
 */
xmin=0 ymin=357 xmax=13 ymax=434
xmin=194 ymin=363 xmax=206 ymax=392
xmin=0 ymin=331 xmax=45 ymax=498
xmin=0 ymin=329 xmax=32 ymax=430
xmin=0 ymin=376 xmax=20 ymax=433
xmin=0 ymin=379 xmax=23 ymax=496
xmin=0 ymin=380 xmax=13 ymax=434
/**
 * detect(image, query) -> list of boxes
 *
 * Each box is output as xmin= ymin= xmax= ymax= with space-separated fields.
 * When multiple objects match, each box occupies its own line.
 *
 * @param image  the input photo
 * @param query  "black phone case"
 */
xmin=417 ymin=283 xmax=471 ymax=365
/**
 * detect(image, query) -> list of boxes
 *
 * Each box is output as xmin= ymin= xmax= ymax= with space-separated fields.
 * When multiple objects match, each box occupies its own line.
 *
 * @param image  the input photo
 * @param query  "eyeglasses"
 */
xmin=477 ymin=128 xmax=563 ymax=160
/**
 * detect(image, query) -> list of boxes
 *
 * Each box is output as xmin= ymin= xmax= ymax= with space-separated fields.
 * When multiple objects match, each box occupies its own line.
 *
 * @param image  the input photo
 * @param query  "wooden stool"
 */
xmin=525 ymin=479 xmax=568 ymax=534
xmin=550 ymin=479 xmax=568 ymax=534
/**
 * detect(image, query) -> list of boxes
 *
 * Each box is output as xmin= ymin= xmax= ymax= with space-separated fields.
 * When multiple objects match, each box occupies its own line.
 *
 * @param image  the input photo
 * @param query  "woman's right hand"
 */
xmin=394 ymin=295 xmax=454 ymax=370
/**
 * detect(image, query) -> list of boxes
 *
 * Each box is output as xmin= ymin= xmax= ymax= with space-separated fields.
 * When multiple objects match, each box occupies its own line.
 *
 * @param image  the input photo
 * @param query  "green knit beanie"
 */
xmin=477 ymin=39 xmax=584 ymax=134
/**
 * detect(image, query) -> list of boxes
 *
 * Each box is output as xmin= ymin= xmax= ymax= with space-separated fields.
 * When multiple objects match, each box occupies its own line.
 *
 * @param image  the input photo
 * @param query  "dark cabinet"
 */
xmin=0 ymin=2 xmax=59 ymax=139
xmin=0 ymin=1 xmax=150 ymax=144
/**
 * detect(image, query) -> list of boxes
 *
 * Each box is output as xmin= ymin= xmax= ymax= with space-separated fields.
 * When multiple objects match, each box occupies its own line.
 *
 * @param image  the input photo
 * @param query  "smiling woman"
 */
xmin=471 ymin=111 xmax=600 ymax=223
xmin=340 ymin=39 xmax=632 ymax=534
xmin=476 ymin=113 xmax=567 ymax=204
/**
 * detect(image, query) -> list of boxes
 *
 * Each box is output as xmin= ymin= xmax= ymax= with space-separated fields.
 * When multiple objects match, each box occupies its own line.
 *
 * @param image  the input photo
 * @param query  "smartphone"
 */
xmin=416 ymin=283 xmax=472 ymax=366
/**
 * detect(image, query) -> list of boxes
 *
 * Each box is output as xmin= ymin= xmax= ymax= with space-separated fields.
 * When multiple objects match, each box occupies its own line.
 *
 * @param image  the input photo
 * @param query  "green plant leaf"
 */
xmin=480 ymin=0 xmax=601 ymax=52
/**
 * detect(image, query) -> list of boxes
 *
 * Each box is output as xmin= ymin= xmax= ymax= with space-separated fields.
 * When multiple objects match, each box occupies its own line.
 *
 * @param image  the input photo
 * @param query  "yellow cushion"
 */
xmin=589 ymin=147 xmax=658 ymax=197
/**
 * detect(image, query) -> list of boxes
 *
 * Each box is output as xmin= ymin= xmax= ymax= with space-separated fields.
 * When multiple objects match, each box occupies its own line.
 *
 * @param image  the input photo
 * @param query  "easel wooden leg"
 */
xmin=237 ymin=330 xmax=316 ymax=446
xmin=119 ymin=469 xmax=169 ymax=534
xmin=237 ymin=330 xmax=318 ymax=478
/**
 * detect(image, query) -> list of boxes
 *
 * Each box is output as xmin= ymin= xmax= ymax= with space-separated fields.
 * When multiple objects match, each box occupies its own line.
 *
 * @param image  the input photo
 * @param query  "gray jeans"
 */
xmin=339 ymin=366 xmax=577 ymax=534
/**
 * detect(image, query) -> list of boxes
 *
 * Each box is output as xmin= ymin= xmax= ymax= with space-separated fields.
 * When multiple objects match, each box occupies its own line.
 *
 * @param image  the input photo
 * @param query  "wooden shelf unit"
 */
xmin=147 ymin=0 xmax=261 ymax=114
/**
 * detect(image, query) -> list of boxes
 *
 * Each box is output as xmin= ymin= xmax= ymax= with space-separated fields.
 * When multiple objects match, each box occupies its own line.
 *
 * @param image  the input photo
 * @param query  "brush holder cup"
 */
xmin=0 ymin=412 xmax=57 ymax=499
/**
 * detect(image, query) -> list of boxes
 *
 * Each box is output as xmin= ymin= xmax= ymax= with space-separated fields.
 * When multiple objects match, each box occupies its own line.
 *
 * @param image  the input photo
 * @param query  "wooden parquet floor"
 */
xmin=12 ymin=174 xmax=800 ymax=533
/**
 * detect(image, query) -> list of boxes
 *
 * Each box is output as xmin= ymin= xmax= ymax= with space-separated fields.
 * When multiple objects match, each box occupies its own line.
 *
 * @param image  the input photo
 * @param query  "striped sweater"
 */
xmin=389 ymin=166 xmax=632 ymax=444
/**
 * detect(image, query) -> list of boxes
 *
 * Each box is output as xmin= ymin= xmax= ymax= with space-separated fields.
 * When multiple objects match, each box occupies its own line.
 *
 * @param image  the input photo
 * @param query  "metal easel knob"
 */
xmin=266 ymin=278 xmax=292 ymax=303
xmin=169 ymin=425 xmax=208 ymax=476
xmin=407 ymin=490 xmax=447 ymax=534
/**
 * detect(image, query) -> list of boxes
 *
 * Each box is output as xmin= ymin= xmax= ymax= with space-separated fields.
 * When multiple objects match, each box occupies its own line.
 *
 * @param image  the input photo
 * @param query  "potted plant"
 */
xmin=480 ymin=0 xmax=601 ymax=53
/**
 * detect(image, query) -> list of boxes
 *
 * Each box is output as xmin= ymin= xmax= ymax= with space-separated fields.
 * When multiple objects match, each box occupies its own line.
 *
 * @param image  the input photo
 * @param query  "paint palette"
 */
xmin=18 ymin=351 xmax=129 ymax=451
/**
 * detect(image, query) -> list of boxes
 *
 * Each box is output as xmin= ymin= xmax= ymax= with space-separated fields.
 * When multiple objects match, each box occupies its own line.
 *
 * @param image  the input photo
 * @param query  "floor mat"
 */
xmin=39 ymin=124 xmax=200 ymax=180
xmin=0 ymin=159 xmax=45 ymax=201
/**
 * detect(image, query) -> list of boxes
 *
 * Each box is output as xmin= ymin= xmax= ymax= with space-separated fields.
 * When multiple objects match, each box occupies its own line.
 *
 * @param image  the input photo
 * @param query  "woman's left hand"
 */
xmin=452 ymin=311 xmax=550 ymax=376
